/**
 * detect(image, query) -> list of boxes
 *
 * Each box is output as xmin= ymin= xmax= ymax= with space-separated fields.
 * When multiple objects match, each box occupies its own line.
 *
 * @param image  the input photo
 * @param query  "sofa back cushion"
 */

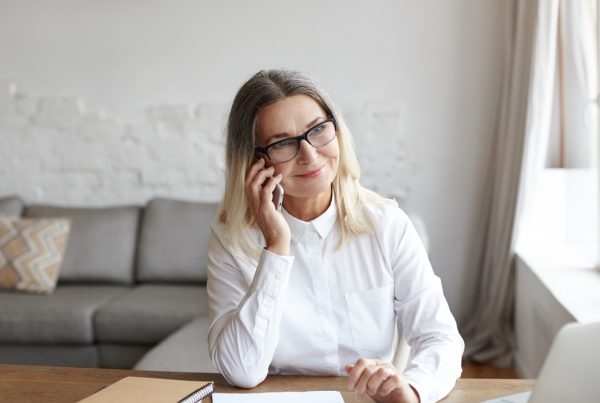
xmin=137 ymin=198 xmax=219 ymax=283
xmin=0 ymin=196 xmax=24 ymax=217
xmin=25 ymin=205 xmax=140 ymax=284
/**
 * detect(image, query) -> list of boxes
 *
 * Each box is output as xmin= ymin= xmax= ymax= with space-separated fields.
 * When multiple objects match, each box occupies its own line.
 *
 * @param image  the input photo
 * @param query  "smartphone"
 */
xmin=272 ymin=183 xmax=284 ymax=212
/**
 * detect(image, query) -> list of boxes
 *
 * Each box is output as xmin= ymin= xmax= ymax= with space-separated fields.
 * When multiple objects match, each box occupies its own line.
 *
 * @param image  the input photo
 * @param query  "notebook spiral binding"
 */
xmin=178 ymin=382 xmax=214 ymax=403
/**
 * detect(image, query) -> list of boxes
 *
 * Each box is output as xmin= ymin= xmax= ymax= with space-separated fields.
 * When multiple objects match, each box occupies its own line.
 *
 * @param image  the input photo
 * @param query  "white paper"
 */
xmin=212 ymin=391 xmax=345 ymax=403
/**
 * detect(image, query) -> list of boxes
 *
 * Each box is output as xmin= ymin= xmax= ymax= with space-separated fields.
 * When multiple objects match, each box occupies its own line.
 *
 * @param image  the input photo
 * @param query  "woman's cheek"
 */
xmin=273 ymin=165 xmax=286 ymax=178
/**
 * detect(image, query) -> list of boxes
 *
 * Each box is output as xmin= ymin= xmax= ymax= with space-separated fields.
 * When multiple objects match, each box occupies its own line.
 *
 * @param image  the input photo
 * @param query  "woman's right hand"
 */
xmin=245 ymin=158 xmax=291 ymax=256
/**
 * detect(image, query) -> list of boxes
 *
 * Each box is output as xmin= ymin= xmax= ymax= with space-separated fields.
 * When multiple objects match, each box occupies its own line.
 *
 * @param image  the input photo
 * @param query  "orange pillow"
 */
xmin=0 ymin=215 xmax=70 ymax=294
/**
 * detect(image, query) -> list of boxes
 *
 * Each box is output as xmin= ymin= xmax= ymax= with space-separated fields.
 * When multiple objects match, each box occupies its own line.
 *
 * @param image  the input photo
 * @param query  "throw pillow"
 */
xmin=0 ymin=215 xmax=71 ymax=294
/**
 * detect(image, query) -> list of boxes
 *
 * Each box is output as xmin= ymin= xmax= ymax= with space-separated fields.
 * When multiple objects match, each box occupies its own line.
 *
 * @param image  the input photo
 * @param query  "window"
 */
xmin=543 ymin=0 xmax=599 ymax=265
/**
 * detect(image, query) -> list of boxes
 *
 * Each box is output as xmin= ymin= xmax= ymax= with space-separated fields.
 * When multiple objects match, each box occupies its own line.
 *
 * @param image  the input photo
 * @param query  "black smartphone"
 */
xmin=272 ymin=183 xmax=284 ymax=212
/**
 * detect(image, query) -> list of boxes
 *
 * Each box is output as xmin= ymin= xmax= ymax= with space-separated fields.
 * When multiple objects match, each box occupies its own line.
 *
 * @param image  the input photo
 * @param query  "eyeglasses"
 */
xmin=254 ymin=117 xmax=337 ymax=164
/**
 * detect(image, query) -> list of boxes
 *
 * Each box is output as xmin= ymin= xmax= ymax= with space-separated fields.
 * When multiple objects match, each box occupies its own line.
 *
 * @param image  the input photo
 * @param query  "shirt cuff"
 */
xmin=403 ymin=372 xmax=429 ymax=403
xmin=251 ymin=248 xmax=294 ymax=298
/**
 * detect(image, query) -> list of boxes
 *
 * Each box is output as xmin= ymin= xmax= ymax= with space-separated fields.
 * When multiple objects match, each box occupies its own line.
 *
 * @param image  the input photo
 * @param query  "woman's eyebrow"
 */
xmin=304 ymin=116 xmax=323 ymax=129
xmin=266 ymin=117 xmax=326 ymax=142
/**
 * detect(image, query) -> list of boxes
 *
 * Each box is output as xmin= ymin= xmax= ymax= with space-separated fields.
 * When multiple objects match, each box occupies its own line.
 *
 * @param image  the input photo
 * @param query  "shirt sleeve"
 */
xmin=389 ymin=209 xmax=465 ymax=403
xmin=206 ymin=226 xmax=294 ymax=388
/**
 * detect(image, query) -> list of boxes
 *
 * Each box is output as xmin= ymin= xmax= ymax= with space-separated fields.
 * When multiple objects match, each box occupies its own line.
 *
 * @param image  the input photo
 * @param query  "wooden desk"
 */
xmin=0 ymin=364 xmax=534 ymax=403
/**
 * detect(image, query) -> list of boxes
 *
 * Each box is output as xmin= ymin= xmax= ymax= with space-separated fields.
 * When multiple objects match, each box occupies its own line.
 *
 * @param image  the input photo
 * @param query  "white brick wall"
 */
xmin=0 ymin=81 xmax=226 ymax=205
xmin=0 ymin=81 xmax=408 ymax=206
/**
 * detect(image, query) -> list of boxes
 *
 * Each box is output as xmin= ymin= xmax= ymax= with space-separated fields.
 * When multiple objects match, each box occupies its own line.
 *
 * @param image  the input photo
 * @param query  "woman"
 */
xmin=207 ymin=69 xmax=464 ymax=403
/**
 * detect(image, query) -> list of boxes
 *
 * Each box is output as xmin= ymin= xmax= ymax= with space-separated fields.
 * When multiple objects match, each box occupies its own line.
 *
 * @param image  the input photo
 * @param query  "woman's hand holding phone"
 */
xmin=245 ymin=158 xmax=291 ymax=256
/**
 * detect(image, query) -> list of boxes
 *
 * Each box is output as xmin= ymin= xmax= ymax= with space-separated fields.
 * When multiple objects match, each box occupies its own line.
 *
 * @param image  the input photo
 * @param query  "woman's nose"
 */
xmin=296 ymin=139 xmax=318 ymax=163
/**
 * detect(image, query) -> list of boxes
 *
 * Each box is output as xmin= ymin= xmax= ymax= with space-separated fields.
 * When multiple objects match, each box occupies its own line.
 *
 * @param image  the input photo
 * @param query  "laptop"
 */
xmin=483 ymin=321 xmax=600 ymax=403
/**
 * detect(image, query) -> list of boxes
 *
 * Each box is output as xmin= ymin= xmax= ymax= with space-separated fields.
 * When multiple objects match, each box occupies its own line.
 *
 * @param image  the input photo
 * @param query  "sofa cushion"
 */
xmin=97 ymin=343 xmax=152 ymax=369
xmin=0 ymin=344 xmax=98 ymax=368
xmin=134 ymin=316 xmax=216 ymax=372
xmin=0 ymin=285 xmax=129 ymax=343
xmin=94 ymin=284 xmax=208 ymax=344
xmin=25 ymin=205 xmax=140 ymax=284
xmin=0 ymin=196 xmax=24 ymax=217
xmin=137 ymin=199 xmax=219 ymax=283
xmin=0 ymin=215 xmax=71 ymax=294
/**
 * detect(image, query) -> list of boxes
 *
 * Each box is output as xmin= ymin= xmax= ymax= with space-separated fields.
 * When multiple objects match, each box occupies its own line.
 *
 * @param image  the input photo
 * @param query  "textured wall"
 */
xmin=0 ymin=81 xmax=407 ymax=206
xmin=0 ymin=81 xmax=226 ymax=205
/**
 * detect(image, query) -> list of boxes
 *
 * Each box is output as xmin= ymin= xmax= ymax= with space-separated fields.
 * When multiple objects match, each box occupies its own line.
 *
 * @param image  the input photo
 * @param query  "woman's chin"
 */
xmin=283 ymin=172 xmax=334 ymax=197
xmin=285 ymin=183 xmax=331 ymax=199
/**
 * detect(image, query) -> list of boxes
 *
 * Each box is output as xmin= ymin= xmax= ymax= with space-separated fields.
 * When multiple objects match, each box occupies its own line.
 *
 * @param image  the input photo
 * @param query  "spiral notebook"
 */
xmin=78 ymin=376 xmax=214 ymax=403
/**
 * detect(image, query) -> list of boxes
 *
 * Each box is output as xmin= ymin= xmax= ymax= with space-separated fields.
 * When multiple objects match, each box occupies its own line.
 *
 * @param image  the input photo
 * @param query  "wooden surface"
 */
xmin=461 ymin=361 xmax=520 ymax=379
xmin=0 ymin=364 xmax=534 ymax=403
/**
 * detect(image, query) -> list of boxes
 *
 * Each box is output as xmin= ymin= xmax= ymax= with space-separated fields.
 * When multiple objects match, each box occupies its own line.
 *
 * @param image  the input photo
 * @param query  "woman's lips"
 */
xmin=296 ymin=164 xmax=325 ymax=178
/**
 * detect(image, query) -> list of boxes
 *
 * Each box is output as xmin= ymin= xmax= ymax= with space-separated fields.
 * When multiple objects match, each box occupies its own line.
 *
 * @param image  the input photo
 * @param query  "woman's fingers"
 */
xmin=366 ymin=366 xmax=394 ymax=396
xmin=354 ymin=364 xmax=378 ymax=399
xmin=347 ymin=359 xmax=412 ymax=401
xmin=348 ymin=358 xmax=384 ymax=399
xmin=378 ymin=373 xmax=403 ymax=396
xmin=243 ymin=158 xmax=291 ymax=252
xmin=347 ymin=358 xmax=372 ymax=391
xmin=244 ymin=159 xmax=262 ymax=202
xmin=259 ymin=173 xmax=282 ymax=207
xmin=246 ymin=165 xmax=275 ymax=208
xmin=249 ymin=166 xmax=275 ymax=193
xmin=245 ymin=159 xmax=272 ymax=192
xmin=245 ymin=158 xmax=264 ymax=182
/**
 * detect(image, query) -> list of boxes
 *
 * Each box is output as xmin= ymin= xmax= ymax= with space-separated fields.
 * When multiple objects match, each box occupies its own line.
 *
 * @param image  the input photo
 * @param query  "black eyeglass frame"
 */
xmin=254 ymin=117 xmax=337 ymax=163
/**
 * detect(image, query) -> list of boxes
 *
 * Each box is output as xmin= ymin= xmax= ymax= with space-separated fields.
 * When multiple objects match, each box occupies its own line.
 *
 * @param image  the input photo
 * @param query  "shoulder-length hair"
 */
xmin=219 ymin=69 xmax=385 ymax=263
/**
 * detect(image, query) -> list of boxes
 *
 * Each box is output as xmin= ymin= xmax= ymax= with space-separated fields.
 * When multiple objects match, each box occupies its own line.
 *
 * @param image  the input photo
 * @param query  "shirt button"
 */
xmin=274 ymin=272 xmax=281 ymax=280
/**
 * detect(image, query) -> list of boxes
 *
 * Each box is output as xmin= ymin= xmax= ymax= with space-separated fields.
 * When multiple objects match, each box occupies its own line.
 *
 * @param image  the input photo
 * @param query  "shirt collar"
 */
xmin=282 ymin=192 xmax=338 ymax=244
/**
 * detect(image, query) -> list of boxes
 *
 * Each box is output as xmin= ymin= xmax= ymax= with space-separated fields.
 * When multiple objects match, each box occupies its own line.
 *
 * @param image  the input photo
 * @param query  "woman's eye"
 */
xmin=311 ymin=125 xmax=325 ymax=135
xmin=272 ymin=140 xmax=291 ymax=149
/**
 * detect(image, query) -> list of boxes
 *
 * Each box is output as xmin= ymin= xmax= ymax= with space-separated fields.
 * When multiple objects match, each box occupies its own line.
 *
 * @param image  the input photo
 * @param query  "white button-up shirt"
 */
xmin=207 ymin=196 xmax=464 ymax=403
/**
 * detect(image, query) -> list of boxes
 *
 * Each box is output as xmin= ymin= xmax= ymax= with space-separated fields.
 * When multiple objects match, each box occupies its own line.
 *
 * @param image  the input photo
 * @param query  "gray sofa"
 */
xmin=0 ymin=195 xmax=218 ymax=372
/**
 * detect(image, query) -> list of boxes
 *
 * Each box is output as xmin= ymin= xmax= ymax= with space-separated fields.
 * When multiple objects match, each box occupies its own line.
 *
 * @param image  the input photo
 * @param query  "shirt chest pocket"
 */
xmin=345 ymin=284 xmax=396 ymax=353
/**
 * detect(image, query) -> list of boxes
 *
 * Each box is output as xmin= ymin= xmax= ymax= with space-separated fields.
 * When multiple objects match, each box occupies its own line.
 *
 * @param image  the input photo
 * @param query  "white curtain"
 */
xmin=462 ymin=0 xmax=559 ymax=367
xmin=559 ymin=0 xmax=598 ymax=167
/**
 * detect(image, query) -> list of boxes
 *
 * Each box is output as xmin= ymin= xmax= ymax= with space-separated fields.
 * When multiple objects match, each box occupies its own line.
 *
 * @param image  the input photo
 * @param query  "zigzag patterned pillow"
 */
xmin=0 ymin=215 xmax=71 ymax=294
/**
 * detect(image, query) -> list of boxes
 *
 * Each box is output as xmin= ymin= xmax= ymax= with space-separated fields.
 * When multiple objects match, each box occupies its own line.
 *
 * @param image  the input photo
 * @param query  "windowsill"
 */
xmin=514 ymin=169 xmax=599 ymax=377
xmin=516 ymin=241 xmax=600 ymax=323
xmin=515 ymin=241 xmax=600 ymax=377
